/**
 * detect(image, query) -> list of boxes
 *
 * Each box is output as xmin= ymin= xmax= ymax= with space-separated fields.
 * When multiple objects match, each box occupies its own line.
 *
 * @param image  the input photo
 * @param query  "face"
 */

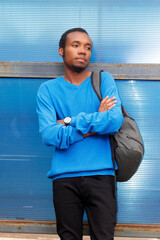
xmin=59 ymin=31 xmax=92 ymax=72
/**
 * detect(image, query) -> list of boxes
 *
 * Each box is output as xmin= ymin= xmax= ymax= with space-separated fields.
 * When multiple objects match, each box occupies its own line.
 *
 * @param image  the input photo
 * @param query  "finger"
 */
xmin=99 ymin=100 xmax=117 ymax=112
xmin=106 ymin=100 xmax=117 ymax=107
xmin=101 ymin=99 xmax=117 ymax=109
xmin=107 ymin=103 xmax=116 ymax=110
xmin=100 ymin=97 xmax=115 ymax=109
xmin=105 ymin=97 xmax=116 ymax=103
xmin=101 ymin=95 xmax=109 ymax=103
xmin=106 ymin=100 xmax=117 ymax=108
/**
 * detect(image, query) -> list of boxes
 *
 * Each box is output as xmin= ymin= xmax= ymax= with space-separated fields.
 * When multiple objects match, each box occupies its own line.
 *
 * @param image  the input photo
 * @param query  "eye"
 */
xmin=86 ymin=46 xmax=92 ymax=51
xmin=73 ymin=44 xmax=79 ymax=48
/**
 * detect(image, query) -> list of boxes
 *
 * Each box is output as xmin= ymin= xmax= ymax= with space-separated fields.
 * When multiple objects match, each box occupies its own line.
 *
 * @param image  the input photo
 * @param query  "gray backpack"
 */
xmin=91 ymin=71 xmax=144 ymax=182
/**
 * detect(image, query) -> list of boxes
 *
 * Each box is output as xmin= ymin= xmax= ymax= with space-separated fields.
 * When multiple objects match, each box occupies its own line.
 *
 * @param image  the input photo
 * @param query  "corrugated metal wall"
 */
xmin=116 ymin=80 xmax=160 ymax=224
xmin=0 ymin=0 xmax=160 ymax=226
xmin=1 ymin=0 xmax=160 ymax=63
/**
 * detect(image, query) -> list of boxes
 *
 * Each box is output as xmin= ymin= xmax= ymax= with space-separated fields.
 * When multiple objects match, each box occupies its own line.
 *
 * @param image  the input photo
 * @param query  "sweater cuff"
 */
xmin=70 ymin=126 xmax=83 ymax=143
xmin=70 ymin=117 xmax=76 ymax=127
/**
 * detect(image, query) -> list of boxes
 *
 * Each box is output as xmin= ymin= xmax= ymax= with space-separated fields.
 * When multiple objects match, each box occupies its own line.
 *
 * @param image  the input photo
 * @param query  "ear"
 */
xmin=59 ymin=47 xmax=64 ymax=57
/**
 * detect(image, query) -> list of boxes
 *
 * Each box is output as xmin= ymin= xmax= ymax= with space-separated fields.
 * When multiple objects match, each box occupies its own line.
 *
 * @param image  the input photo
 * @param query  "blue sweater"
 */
xmin=36 ymin=72 xmax=124 ymax=180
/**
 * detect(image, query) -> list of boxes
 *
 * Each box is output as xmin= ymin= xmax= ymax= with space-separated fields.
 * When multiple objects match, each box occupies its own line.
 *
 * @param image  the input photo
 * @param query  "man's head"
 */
xmin=59 ymin=28 xmax=89 ymax=50
xmin=59 ymin=28 xmax=92 ymax=73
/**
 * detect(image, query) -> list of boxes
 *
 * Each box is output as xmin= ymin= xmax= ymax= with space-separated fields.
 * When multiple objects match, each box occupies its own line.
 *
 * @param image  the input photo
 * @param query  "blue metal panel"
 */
xmin=1 ymin=0 xmax=160 ymax=63
xmin=116 ymin=80 xmax=160 ymax=224
xmin=0 ymin=78 xmax=160 ymax=224
xmin=0 ymin=78 xmax=55 ymax=221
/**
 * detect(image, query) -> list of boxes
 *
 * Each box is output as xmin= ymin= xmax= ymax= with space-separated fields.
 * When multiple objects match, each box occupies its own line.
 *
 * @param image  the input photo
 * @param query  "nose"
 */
xmin=78 ymin=46 xmax=86 ymax=55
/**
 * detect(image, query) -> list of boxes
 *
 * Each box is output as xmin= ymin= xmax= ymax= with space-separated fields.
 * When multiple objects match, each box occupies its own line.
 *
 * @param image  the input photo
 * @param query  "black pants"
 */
xmin=53 ymin=175 xmax=117 ymax=240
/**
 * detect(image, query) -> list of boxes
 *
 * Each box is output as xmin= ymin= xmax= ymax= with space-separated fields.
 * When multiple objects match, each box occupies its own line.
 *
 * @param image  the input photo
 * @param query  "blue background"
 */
xmin=0 ymin=0 xmax=160 ymax=224
xmin=1 ymin=0 xmax=160 ymax=63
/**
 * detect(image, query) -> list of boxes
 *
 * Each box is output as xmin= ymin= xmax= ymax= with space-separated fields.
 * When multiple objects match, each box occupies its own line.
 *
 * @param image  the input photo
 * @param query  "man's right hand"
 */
xmin=83 ymin=96 xmax=117 ymax=138
xmin=98 ymin=96 xmax=117 ymax=112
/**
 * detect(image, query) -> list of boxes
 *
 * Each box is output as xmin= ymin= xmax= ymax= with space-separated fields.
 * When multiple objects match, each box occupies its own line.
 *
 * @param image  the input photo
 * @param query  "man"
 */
xmin=36 ymin=28 xmax=124 ymax=240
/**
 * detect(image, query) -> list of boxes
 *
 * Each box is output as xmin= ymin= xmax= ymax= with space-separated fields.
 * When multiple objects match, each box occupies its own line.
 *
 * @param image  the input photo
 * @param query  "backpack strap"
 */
xmin=91 ymin=70 xmax=103 ymax=101
xmin=91 ymin=70 xmax=117 ymax=197
xmin=109 ymin=135 xmax=117 ymax=197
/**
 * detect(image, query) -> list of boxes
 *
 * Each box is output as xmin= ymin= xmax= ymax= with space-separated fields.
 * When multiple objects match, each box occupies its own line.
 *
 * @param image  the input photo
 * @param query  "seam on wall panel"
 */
xmin=0 ymin=62 xmax=160 ymax=80
xmin=0 ymin=220 xmax=160 ymax=237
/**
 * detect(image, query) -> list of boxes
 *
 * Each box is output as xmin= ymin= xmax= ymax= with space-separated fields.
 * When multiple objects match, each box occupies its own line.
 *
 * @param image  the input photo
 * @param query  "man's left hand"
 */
xmin=57 ymin=119 xmax=65 ymax=125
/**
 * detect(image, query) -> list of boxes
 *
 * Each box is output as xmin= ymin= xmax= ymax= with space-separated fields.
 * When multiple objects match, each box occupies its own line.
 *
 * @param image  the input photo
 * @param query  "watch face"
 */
xmin=64 ymin=117 xmax=71 ymax=125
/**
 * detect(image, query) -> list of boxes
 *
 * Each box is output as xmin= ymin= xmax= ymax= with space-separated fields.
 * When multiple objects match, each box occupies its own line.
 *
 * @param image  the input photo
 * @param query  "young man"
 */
xmin=37 ymin=28 xmax=124 ymax=240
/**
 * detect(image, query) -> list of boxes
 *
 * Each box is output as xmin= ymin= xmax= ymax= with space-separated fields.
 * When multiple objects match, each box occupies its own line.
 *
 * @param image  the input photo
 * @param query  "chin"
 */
xmin=72 ymin=62 xmax=89 ymax=73
xmin=72 ymin=66 xmax=86 ymax=73
xmin=65 ymin=62 xmax=89 ymax=73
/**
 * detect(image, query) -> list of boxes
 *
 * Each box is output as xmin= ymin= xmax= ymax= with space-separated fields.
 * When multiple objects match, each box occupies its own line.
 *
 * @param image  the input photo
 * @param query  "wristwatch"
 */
xmin=64 ymin=117 xmax=71 ymax=126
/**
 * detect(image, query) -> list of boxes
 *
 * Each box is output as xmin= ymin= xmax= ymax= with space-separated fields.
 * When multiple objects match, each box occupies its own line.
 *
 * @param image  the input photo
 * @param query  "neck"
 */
xmin=63 ymin=67 xmax=91 ymax=85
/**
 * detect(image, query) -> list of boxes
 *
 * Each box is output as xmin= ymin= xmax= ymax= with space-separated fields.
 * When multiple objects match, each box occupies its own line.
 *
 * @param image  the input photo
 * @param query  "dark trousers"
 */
xmin=53 ymin=175 xmax=117 ymax=240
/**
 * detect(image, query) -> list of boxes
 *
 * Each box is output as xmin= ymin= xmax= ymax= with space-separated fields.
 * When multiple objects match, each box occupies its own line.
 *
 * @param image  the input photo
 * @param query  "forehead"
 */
xmin=66 ymin=31 xmax=92 ymax=45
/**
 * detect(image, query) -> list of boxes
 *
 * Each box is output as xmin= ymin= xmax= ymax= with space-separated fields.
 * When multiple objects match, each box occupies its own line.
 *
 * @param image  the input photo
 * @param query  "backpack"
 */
xmin=91 ymin=71 xmax=144 ymax=182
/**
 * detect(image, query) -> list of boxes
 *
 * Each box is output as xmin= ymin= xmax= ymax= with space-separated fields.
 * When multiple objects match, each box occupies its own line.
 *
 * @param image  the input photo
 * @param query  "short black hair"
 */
xmin=59 ymin=28 xmax=89 ymax=49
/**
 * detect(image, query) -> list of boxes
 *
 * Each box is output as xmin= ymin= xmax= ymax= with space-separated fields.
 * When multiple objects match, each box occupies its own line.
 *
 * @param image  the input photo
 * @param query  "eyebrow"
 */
xmin=72 ymin=40 xmax=92 ymax=46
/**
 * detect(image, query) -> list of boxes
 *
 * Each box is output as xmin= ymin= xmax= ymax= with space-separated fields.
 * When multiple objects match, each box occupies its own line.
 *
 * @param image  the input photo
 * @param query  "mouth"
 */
xmin=75 ymin=58 xmax=87 ymax=62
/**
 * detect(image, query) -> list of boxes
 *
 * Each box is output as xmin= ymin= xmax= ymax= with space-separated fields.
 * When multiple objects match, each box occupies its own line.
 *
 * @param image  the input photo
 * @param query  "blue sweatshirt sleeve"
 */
xmin=70 ymin=72 xmax=124 ymax=135
xmin=36 ymin=83 xmax=83 ymax=149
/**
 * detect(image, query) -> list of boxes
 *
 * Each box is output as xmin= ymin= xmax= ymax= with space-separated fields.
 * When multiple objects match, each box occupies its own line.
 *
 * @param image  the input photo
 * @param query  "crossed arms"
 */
xmin=37 ymin=80 xmax=124 ymax=150
xmin=57 ymin=96 xmax=117 ymax=138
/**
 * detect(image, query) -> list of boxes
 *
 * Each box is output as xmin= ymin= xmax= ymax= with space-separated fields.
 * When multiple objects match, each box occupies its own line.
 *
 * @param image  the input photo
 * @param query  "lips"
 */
xmin=75 ymin=58 xmax=86 ymax=62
